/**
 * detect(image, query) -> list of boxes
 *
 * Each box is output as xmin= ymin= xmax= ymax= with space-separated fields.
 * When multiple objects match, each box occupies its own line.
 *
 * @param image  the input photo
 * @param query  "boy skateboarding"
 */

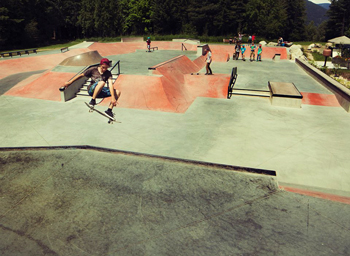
xmin=64 ymin=58 xmax=121 ymax=118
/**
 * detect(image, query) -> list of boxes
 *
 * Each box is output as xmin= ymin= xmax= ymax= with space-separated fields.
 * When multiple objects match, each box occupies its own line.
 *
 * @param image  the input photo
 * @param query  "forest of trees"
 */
xmin=0 ymin=0 xmax=349 ymax=51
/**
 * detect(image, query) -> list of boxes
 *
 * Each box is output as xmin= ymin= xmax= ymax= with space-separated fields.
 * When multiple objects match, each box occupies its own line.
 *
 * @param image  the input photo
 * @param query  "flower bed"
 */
xmin=332 ymin=56 xmax=350 ymax=69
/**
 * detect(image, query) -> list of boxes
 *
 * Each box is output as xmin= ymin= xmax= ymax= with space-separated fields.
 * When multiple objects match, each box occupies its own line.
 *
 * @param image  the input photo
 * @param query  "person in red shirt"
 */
xmin=146 ymin=37 xmax=151 ymax=52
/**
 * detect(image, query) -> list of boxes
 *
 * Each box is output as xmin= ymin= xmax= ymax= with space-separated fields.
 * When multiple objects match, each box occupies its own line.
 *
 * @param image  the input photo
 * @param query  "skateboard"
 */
xmin=191 ymin=73 xmax=200 ymax=75
xmin=85 ymin=102 xmax=119 ymax=124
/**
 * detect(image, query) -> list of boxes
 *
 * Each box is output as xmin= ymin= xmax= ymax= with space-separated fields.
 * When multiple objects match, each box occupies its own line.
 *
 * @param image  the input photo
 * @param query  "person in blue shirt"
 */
xmin=250 ymin=42 xmax=256 ymax=61
xmin=241 ymin=45 xmax=246 ymax=61
xmin=257 ymin=45 xmax=263 ymax=61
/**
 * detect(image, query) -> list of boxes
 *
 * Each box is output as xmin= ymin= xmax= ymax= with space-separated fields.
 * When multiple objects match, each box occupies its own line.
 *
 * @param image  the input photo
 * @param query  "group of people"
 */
xmin=229 ymin=33 xmax=256 ymax=46
xmin=234 ymin=42 xmax=262 ymax=62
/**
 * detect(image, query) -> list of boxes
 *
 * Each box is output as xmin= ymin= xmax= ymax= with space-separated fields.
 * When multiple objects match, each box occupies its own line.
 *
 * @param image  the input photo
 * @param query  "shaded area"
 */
xmin=0 ymin=70 xmax=47 ymax=96
xmin=0 ymin=148 xmax=349 ymax=255
xmin=5 ymin=72 xmax=75 ymax=101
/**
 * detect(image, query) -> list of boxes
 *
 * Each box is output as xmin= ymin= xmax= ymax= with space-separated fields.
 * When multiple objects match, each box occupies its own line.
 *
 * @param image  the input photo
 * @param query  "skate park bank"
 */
xmin=0 ymin=40 xmax=350 ymax=255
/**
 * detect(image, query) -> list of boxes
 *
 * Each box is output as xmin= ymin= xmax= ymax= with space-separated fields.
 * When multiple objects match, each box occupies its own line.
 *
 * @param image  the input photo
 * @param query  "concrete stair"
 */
xmin=231 ymin=88 xmax=270 ymax=98
xmin=75 ymin=75 xmax=119 ymax=99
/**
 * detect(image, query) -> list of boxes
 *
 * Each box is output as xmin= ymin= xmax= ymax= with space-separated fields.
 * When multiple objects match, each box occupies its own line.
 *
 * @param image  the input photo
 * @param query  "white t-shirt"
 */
xmin=207 ymin=51 xmax=212 ymax=63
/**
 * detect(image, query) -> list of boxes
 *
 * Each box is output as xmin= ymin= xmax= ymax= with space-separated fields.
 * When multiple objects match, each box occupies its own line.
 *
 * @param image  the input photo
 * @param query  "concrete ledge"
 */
xmin=296 ymin=58 xmax=350 ymax=112
xmin=59 ymin=77 xmax=87 ymax=102
xmin=269 ymin=81 xmax=302 ymax=108
xmin=173 ymin=39 xmax=200 ymax=45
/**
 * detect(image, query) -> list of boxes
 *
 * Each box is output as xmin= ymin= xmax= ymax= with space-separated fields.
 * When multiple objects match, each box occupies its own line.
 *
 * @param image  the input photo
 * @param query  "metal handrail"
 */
xmin=182 ymin=43 xmax=187 ymax=51
xmin=227 ymin=67 xmax=238 ymax=99
xmin=110 ymin=60 xmax=120 ymax=75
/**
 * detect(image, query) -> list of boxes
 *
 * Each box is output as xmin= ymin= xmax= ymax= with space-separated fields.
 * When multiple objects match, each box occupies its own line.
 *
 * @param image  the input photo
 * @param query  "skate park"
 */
xmin=0 ymin=40 xmax=350 ymax=255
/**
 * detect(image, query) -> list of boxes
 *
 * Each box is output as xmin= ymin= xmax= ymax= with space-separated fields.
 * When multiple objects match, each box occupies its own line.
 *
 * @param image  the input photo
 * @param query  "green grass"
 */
xmin=294 ymin=41 xmax=326 ymax=46
xmin=311 ymin=51 xmax=331 ymax=61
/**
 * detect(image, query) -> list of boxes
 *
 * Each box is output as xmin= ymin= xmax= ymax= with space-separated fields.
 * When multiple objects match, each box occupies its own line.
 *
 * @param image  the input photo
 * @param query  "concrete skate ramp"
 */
xmin=1 ymin=147 xmax=349 ymax=256
xmin=0 ymin=70 xmax=46 ymax=96
xmin=59 ymin=50 xmax=103 ymax=66
xmin=0 ymin=48 xmax=91 ymax=79
xmin=5 ymin=71 xmax=74 ymax=101
xmin=112 ymin=55 xmax=229 ymax=113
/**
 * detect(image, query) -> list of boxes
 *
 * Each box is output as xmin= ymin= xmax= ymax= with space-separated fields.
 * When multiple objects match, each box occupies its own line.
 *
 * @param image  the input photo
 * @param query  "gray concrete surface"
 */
xmin=0 ymin=42 xmax=350 ymax=255
xmin=0 ymin=149 xmax=349 ymax=256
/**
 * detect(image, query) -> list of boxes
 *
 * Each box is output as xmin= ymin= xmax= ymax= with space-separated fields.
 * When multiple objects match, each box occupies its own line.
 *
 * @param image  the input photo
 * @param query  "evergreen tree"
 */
xmin=283 ymin=0 xmax=306 ymax=41
xmin=326 ymin=0 xmax=350 ymax=39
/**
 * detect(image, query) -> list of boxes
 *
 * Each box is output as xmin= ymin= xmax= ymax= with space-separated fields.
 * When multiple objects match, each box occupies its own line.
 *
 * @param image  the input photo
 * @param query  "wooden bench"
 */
xmin=24 ymin=49 xmax=37 ymax=55
xmin=61 ymin=47 xmax=69 ymax=53
xmin=227 ymin=67 xmax=238 ymax=99
xmin=1 ymin=49 xmax=37 ymax=58
xmin=1 ymin=51 xmax=21 ymax=57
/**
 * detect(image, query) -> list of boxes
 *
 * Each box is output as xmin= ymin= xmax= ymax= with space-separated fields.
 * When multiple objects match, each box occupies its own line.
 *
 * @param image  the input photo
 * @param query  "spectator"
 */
xmin=241 ymin=45 xmax=246 ymax=61
xmin=257 ymin=45 xmax=262 ymax=61
xmin=235 ymin=42 xmax=241 ymax=60
xmin=250 ymin=42 xmax=256 ymax=61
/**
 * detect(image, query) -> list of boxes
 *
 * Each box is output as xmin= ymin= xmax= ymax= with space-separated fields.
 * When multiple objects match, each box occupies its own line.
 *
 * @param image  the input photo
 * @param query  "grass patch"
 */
xmin=311 ymin=51 xmax=330 ymax=61
xmin=294 ymin=41 xmax=326 ymax=46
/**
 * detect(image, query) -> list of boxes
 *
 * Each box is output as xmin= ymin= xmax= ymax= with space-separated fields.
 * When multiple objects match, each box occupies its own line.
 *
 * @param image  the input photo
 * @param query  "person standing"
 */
xmin=241 ymin=44 xmax=246 ymax=61
xmin=205 ymin=49 xmax=213 ymax=75
xmin=252 ymin=34 xmax=256 ymax=44
xmin=248 ymin=35 xmax=252 ymax=45
xmin=235 ymin=43 xmax=241 ymax=60
xmin=250 ymin=42 xmax=256 ymax=61
xmin=257 ymin=45 xmax=263 ymax=61
xmin=238 ymin=32 xmax=243 ymax=43
xmin=146 ymin=37 xmax=151 ymax=52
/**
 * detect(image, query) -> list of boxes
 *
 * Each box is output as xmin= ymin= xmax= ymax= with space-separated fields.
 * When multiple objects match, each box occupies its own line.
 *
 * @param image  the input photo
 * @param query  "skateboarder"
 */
xmin=205 ymin=49 xmax=213 ymax=75
xmin=64 ymin=58 xmax=121 ymax=118
xmin=146 ymin=37 xmax=151 ymax=52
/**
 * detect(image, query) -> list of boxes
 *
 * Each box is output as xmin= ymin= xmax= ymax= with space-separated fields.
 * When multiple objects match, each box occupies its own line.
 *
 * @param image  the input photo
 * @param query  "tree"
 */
xmin=325 ymin=0 xmax=350 ymax=39
xmin=283 ymin=0 xmax=306 ymax=41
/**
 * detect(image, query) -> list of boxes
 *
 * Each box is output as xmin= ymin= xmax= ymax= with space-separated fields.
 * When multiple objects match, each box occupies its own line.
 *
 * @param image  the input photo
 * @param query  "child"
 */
xmin=205 ymin=49 xmax=213 ymax=75
xmin=235 ymin=43 xmax=240 ymax=60
xmin=257 ymin=45 xmax=262 ymax=61
xmin=241 ymin=45 xmax=246 ymax=61
xmin=146 ymin=37 xmax=151 ymax=52
xmin=250 ymin=43 xmax=256 ymax=61
xmin=64 ymin=58 xmax=121 ymax=118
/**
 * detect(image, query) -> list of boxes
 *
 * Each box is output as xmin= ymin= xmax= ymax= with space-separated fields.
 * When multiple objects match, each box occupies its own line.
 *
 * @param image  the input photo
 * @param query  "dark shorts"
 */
xmin=88 ymin=81 xmax=111 ymax=98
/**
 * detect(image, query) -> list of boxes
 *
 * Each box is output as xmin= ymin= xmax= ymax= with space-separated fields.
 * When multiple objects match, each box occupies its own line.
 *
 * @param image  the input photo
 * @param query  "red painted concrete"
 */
xmin=107 ymin=55 xmax=229 ymax=113
xmin=0 ymin=48 xmax=91 ymax=77
xmin=301 ymin=92 xmax=341 ymax=107
xmin=281 ymin=186 xmax=350 ymax=205
xmin=5 ymin=71 xmax=74 ymax=101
